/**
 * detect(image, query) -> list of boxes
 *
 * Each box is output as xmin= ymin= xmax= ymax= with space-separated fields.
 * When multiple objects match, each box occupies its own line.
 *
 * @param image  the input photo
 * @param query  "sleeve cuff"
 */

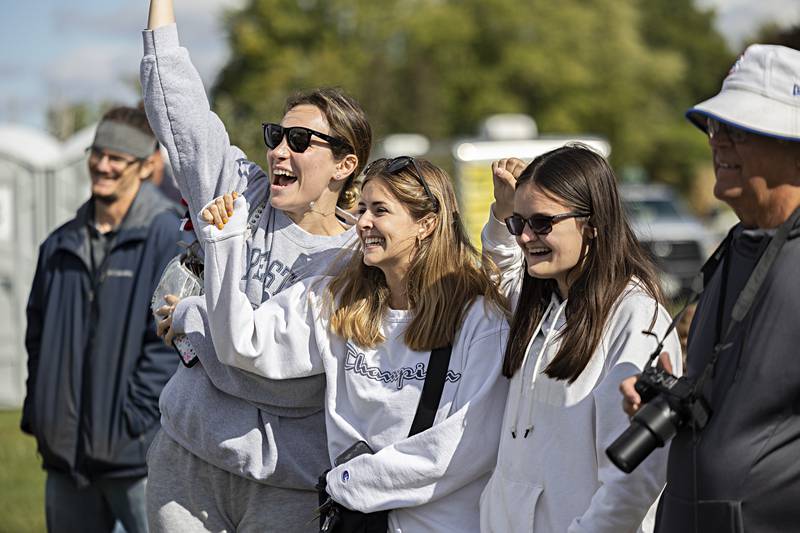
xmin=197 ymin=196 xmax=249 ymax=243
xmin=483 ymin=203 xmax=515 ymax=244
xmin=142 ymin=22 xmax=180 ymax=57
xmin=326 ymin=455 xmax=374 ymax=511
xmin=172 ymin=294 xmax=205 ymax=334
xmin=326 ymin=463 xmax=358 ymax=508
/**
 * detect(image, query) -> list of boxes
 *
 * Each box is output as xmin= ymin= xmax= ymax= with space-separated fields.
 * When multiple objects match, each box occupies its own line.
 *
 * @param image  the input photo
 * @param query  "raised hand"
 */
xmin=491 ymin=158 xmax=526 ymax=221
xmin=147 ymin=0 xmax=176 ymax=30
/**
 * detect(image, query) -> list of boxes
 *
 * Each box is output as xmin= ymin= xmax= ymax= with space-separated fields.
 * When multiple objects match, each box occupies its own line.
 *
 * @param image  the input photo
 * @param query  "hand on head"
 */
xmin=491 ymin=158 xmax=527 ymax=221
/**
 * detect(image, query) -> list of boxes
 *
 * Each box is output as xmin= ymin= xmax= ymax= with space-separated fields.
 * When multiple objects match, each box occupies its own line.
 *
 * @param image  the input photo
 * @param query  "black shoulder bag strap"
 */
xmin=316 ymin=345 xmax=454 ymax=531
xmin=408 ymin=345 xmax=454 ymax=437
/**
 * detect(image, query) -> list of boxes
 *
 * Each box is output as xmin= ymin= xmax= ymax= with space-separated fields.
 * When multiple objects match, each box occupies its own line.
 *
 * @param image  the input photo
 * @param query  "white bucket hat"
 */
xmin=686 ymin=44 xmax=800 ymax=142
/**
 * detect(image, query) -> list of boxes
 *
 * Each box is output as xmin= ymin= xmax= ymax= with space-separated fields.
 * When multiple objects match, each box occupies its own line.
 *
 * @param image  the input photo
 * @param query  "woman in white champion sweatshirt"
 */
xmin=199 ymin=158 xmax=510 ymax=533
xmin=479 ymin=145 xmax=682 ymax=533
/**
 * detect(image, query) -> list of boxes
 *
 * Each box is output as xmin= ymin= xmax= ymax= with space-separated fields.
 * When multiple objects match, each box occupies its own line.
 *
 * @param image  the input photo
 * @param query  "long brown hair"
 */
xmin=326 ymin=158 xmax=508 ymax=350
xmin=503 ymin=144 xmax=663 ymax=381
xmin=285 ymin=88 xmax=372 ymax=210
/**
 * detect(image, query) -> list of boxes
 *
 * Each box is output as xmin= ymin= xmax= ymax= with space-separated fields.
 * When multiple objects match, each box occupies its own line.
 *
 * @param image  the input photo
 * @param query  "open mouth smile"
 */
xmin=362 ymin=235 xmax=385 ymax=249
xmin=525 ymin=246 xmax=552 ymax=258
xmin=271 ymin=168 xmax=297 ymax=188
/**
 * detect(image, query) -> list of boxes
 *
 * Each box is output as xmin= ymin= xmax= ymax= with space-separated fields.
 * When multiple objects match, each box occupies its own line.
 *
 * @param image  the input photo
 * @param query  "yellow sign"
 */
xmin=456 ymin=161 xmax=495 ymax=250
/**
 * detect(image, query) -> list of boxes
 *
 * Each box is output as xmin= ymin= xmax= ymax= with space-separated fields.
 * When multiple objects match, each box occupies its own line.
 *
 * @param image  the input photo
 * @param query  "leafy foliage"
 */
xmin=211 ymin=0 xmax=733 ymax=191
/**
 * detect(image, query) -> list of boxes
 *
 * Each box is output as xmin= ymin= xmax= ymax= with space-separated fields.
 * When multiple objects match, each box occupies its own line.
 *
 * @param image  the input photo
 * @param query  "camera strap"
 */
xmin=641 ymin=226 xmax=735 ymax=367
xmin=408 ymin=345 xmax=453 ymax=437
xmin=692 ymin=206 xmax=800 ymax=394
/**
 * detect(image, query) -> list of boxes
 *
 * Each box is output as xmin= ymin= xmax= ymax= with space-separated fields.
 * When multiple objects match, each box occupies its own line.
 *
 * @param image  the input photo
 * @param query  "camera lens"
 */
xmin=606 ymin=396 xmax=682 ymax=473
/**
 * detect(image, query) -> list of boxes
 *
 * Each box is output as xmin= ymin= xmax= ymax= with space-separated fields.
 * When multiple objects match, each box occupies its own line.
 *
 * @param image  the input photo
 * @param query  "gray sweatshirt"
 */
xmin=140 ymin=23 xmax=356 ymax=490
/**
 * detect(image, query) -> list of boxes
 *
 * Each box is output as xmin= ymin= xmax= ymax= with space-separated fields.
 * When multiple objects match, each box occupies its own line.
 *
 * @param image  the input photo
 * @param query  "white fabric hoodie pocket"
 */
xmin=480 ymin=472 xmax=543 ymax=533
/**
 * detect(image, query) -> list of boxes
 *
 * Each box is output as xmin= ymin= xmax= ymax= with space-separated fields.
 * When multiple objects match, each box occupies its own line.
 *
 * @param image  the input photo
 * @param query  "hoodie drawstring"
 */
xmin=510 ymin=296 xmax=567 ymax=439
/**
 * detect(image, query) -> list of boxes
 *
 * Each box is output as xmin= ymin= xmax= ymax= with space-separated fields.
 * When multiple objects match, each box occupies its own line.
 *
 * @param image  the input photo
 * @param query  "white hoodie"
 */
xmin=479 ymin=206 xmax=682 ymax=533
xmin=199 ymin=196 xmax=510 ymax=533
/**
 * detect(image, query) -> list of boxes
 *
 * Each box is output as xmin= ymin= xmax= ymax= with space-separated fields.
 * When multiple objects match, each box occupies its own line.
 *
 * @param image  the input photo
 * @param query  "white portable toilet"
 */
xmin=0 ymin=124 xmax=91 ymax=408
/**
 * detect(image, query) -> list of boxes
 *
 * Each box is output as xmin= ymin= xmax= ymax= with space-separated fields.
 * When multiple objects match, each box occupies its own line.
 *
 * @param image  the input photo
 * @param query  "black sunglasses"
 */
xmin=364 ymin=156 xmax=439 ymax=211
xmin=262 ymin=123 xmax=351 ymax=154
xmin=505 ymin=211 xmax=591 ymax=236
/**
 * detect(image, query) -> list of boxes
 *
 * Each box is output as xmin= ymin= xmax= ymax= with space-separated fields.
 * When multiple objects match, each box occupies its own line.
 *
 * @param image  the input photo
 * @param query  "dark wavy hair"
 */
xmin=503 ymin=144 xmax=664 ymax=381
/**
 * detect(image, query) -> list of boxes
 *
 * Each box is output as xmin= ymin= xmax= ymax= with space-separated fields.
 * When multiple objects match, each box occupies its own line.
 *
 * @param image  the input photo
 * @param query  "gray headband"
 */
xmin=92 ymin=120 xmax=157 ymax=160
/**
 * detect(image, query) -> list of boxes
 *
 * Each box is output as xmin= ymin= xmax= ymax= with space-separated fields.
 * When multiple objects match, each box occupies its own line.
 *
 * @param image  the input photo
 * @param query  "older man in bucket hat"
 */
xmin=621 ymin=44 xmax=800 ymax=532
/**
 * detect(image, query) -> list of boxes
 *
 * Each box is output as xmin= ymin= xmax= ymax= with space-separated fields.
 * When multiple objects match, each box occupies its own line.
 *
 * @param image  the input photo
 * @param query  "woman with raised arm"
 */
xmin=199 ymin=158 xmax=510 ymax=532
xmin=141 ymin=1 xmax=372 ymax=531
xmin=479 ymin=145 xmax=682 ymax=533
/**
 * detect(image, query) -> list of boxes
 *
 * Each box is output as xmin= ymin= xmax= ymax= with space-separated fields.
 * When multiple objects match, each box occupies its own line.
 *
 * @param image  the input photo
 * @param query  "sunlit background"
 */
xmin=0 ymin=1 xmax=798 ymax=529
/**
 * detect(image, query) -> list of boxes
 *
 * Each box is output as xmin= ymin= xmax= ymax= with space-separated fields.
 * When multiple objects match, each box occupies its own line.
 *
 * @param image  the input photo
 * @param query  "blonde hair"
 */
xmin=325 ymin=159 xmax=508 ymax=350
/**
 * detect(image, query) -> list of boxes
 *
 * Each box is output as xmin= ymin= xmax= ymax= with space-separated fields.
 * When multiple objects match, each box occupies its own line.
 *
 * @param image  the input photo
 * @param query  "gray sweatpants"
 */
xmin=146 ymin=430 xmax=318 ymax=533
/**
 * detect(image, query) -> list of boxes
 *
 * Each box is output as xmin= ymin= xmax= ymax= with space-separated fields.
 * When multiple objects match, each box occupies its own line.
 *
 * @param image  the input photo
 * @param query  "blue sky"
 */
xmin=1 ymin=0 xmax=797 ymax=132
xmin=0 ymin=0 xmax=244 ymax=129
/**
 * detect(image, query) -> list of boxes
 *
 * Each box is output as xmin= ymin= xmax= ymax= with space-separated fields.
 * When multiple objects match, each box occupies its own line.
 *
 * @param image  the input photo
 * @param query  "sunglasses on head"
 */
xmin=504 ymin=211 xmax=591 ymax=236
xmin=364 ymin=156 xmax=440 ymax=212
xmin=262 ymin=122 xmax=351 ymax=153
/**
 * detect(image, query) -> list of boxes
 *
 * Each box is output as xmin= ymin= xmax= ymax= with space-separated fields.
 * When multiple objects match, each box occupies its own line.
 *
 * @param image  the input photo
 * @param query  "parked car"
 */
xmin=621 ymin=183 xmax=717 ymax=300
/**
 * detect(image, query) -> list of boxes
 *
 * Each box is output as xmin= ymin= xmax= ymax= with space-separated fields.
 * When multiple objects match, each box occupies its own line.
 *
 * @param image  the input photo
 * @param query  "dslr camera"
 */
xmin=606 ymin=364 xmax=711 ymax=473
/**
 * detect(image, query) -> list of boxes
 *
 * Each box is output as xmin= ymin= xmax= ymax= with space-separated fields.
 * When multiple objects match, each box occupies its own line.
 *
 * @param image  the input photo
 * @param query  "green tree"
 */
xmin=212 ymin=0 xmax=731 ymax=189
xmin=46 ymin=102 xmax=106 ymax=141
xmin=636 ymin=0 xmax=734 ymax=189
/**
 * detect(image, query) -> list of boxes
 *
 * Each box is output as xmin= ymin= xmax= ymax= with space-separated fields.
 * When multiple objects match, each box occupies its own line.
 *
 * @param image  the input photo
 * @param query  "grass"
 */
xmin=0 ymin=410 xmax=46 ymax=533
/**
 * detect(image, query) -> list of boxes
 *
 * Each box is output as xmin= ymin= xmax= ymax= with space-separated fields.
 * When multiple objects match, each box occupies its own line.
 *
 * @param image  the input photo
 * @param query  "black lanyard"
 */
xmin=692 ymin=207 xmax=800 ymax=395
xmin=643 ymin=207 xmax=800 ymax=379
xmin=712 ymin=244 xmax=732 ymax=352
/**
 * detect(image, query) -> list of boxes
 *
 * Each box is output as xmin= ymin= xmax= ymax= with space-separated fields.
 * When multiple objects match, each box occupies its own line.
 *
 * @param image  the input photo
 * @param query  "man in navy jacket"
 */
xmin=21 ymin=106 xmax=181 ymax=533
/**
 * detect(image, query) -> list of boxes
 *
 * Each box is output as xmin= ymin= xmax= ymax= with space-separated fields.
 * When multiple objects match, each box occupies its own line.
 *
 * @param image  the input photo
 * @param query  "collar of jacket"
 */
xmin=52 ymin=182 xmax=177 ymax=269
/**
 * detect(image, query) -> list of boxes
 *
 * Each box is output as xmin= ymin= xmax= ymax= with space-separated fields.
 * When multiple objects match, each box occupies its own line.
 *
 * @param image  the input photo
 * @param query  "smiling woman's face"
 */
xmin=266 ymin=104 xmax=341 ymax=218
xmin=513 ymin=181 xmax=591 ymax=295
xmin=356 ymin=177 xmax=422 ymax=278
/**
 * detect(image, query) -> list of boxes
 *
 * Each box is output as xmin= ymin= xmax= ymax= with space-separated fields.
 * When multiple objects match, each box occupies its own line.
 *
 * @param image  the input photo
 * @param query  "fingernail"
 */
xmin=227 ymin=210 xmax=233 ymax=217
xmin=217 ymin=223 xmax=224 ymax=229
